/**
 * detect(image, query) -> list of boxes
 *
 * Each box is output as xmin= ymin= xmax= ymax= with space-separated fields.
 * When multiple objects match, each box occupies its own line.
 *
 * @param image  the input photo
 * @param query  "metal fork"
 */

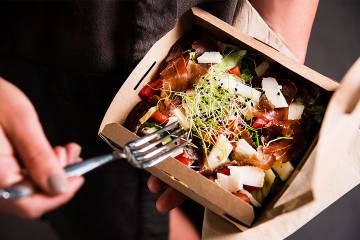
xmin=0 ymin=121 xmax=188 ymax=200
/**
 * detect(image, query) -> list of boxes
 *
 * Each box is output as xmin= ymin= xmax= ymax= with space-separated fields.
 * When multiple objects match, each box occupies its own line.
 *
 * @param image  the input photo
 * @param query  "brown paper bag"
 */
xmin=202 ymin=1 xmax=360 ymax=238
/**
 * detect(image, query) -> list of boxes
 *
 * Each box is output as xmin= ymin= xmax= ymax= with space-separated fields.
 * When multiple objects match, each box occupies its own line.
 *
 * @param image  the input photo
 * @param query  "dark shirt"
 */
xmin=0 ymin=1 xmax=240 ymax=239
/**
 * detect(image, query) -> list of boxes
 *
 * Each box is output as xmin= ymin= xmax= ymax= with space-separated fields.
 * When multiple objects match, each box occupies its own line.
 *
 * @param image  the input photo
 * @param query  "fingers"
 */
xmin=54 ymin=143 xmax=82 ymax=167
xmin=156 ymin=188 xmax=186 ymax=214
xmin=0 ymin=127 xmax=22 ymax=187
xmin=0 ymin=127 xmax=13 ymax=156
xmin=147 ymin=176 xmax=165 ymax=193
xmin=4 ymin=108 xmax=67 ymax=195
xmin=148 ymin=176 xmax=187 ymax=213
xmin=333 ymin=58 xmax=360 ymax=114
xmin=54 ymin=146 xmax=67 ymax=167
xmin=64 ymin=143 xmax=82 ymax=164
xmin=0 ymin=176 xmax=84 ymax=219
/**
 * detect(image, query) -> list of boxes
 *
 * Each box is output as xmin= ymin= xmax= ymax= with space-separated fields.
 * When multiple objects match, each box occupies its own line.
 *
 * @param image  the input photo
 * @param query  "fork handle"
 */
xmin=0 ymin=152 xmax=122 ymax=200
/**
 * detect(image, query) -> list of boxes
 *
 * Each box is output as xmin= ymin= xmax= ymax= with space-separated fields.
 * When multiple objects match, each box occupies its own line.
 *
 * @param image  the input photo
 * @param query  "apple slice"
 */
xmin=207 ymin=134 xmax=232 ymax=169
xmin=288 ymin=102 xmax=305 ymax=120
xmin=262 ymin=77 xmax=288 ymax=108
xmin=272 ymin=160 xmax=294 ymax=181
xmin=228 ymin=166 xmax=265 ymax=188
xmin=216 ymin=173 xmax=243 ymax=193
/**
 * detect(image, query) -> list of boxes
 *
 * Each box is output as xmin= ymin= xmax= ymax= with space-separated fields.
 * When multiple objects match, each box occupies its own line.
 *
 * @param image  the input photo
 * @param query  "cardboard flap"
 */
xmin=313 ymin=57 xmax=360 ymax=204
xmin=191 ymin=7 xmax=338 ymax=92
xmin=202 ymin=59 xmax=360 ymax=240
xmin=101 ymin=123 xmax=255 ymax=226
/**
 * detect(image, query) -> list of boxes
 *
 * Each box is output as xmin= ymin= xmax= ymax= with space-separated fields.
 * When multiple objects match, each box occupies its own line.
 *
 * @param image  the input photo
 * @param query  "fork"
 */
xmin=0 ymin=121 xmax=188 ymax=200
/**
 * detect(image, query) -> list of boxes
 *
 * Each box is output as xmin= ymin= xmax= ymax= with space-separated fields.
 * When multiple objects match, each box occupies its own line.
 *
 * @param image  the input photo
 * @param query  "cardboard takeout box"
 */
xmin=98 ymin=7 xmax=349 ymax=232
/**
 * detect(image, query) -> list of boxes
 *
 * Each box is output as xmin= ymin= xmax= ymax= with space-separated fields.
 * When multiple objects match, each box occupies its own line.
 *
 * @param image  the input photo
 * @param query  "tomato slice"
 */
xmin=228 ymin=66 xmax=241 ymax=77
xmin=139 ymin=79 xmax=163 ymax=101
xmin=233 ymin=192 xmax=251 ymax=204
xmin=175 ymin=154 xmax=191 ymax=166
xmin=151 ymin=111 xmax=169 ymax=125
xmin=252 ymin=118 xmax=269 ymax=128
xmin=217 ymin=166 xmax=230 ymax=176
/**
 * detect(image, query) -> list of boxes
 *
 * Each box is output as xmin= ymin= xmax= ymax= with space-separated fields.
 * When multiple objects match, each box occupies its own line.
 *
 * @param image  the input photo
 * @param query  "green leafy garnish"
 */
xmin=215 ymin=50 xmax=247 ymax=71
xmin=251 ymin=130 xmax=260 ymax=147
xmin=173 ymin=69 xmax=255 ymax=155
xmin=240 ymin=68 xmax=253 ymax=82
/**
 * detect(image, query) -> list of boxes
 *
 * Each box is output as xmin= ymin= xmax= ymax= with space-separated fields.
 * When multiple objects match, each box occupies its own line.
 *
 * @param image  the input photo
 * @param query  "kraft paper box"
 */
xmin=98 ymin=7 xmax=355 ymax=234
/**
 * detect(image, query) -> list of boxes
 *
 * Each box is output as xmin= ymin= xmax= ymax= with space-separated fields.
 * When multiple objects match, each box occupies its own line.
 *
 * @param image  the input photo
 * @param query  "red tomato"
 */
xmin=175 ymin=154 xmax=191 ymax=166
xmin=139 ymin=79 xmax=163 ymax=101
xmin=151 ymin=111 xmax=169 ymax=125
xmin=252 ymin=118 xmax=269 ymax=128
xmin=217 ymin=166 xmax=230 ymax=176
xmin=228 ymin=66 xmax=241 ymax=77
xmin=243 ymin=185 xmax=259 ymax=192
xmin=233 ymin=192 xmax=251 ymax=204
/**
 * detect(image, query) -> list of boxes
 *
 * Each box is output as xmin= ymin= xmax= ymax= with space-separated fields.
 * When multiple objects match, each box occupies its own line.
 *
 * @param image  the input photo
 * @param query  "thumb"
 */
xmin=4 ymin=108 xmax=68 ymax=195
xmin=333 ymin=57 xmax=360 ymax=115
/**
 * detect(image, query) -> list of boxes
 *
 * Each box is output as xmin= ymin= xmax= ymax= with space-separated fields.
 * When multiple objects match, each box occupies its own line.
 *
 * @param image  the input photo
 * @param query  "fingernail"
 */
xmin=72 ymin=145 xmax=82 ymax=163
xmin=48 ymin=173 xmax=68 ymax=194
xmin=58 ymin=148 xmax=67 ymax=166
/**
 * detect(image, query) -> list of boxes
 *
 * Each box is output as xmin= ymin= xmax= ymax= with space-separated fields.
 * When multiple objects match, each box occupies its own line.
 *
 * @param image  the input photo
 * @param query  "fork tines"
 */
xmin=125 ymin=121 xmax=190 ymax=168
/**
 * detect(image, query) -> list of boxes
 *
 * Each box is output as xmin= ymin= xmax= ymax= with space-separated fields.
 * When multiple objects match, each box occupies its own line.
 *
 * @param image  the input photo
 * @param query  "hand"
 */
xmin=252 ymin=0 xmax=319 ymax=63
xmin=147 ymin=175 xmax=186 ymax=213
xmin=0 ymin=77 xmax=84 ymax=219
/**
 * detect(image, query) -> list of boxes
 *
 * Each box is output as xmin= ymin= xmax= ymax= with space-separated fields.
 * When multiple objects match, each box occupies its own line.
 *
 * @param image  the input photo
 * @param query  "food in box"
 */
xmin=100 ymin=8 xmax=338 ymax=228
xmin=124 ymin=30 xmax=327 ymax=211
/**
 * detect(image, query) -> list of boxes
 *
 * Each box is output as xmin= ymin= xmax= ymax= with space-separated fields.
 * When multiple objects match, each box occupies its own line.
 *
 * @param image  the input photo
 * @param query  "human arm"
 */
xmin=251 ymin=0 xmax=319 ymax=63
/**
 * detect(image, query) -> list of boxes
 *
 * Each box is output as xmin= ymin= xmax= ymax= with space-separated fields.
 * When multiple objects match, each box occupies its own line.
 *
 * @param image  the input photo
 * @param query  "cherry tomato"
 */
xmin=217 ymin=166 xmax=230 ymax=176
xmin=151 ymin=111 xmax=169 ymax=125
xmin=175 ymin=154 xmax=191 ymax=166
xmin=252 ymin=118 xmax=269 ymax=128
xmin=228 ymin=66 xmax=241 ymax=77
xmin=233 ymin=192 xmax=251 ymax=204
xmin=139 ymin=79 xmax=163 ymax=101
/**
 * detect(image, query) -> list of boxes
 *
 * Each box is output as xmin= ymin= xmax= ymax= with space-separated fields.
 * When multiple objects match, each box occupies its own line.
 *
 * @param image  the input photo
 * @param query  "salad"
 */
xmin=125 ymin=33 xmax=325 ymax=208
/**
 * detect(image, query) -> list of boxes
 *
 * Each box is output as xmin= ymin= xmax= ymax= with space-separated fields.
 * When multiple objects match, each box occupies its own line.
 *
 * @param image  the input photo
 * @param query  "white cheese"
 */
xmin=252 ymin=169 xmax=276 ymax=203
xmin=228 ymin=166 xmax=265 ymax=188
xmin=233 ymin=139 xmax=258 ymax=159
xmin=207 ymin=134 xmax=233 ymax=169
xmin=197 ymin=51 xmax=223 ymax=64
xmin=216 ymin=173 xmax=243 ymax=193
xmin=272 ymin=160 xmax=294 ymax=181
xmin=218 ymin=74 xmax=261 ymax=102
xmin=173 ymin=108 xmax=190 ymax=130
xmin=288 ymin=103 xmax=305 ymax=120
xmin=262 ymin=77 xmax=288 ymax=108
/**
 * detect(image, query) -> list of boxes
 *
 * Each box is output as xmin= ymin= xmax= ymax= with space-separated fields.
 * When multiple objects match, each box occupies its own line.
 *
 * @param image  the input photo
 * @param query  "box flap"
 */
xmin=191 ymin=7 xmax=338 ymax=91
xmin=101 ymin=123 xmax=255 ymax=226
